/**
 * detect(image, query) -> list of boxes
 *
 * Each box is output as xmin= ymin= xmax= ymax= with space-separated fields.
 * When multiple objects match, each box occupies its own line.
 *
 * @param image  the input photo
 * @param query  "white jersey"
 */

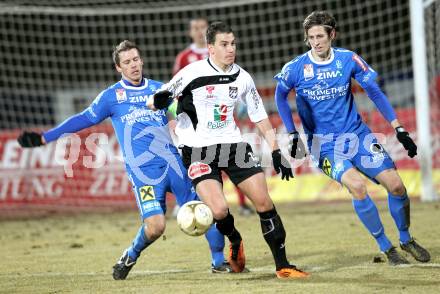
xmin=163 ymin=58 xmax=268 ymax=147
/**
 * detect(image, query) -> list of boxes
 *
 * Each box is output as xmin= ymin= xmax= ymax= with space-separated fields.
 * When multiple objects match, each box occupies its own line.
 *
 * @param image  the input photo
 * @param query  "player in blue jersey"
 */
xmin=274 ymin=11 xmax=430 ymax=265
xmin=16 ymin=40 xmax=230 ymax=279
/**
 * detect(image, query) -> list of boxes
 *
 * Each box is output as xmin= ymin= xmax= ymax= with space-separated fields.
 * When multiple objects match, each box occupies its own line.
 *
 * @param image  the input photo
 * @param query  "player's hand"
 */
xmin=395 ymin=127 xmax=417 ymax=158
xmin=272 ymin=149 xmax=293 ymax=181
xmin=153 ymin=90 xmax=173 ymax=110
xmin=289 ymin=131 xmax=306 ymax=159
xmin=17 ymin=131 xmax=44 ymax=148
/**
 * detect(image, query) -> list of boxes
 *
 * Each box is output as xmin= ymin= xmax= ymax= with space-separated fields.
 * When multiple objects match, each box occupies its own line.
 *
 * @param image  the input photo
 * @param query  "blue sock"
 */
xmin=353 ymin=196 xmax=392 ymax=252
xmin=205 ymin=225 xmax=225 ymax=267
xmin=127 ymin=225 xmax=153 ymax=261
xmin=388 ymin=192 xmax=411 ymax=244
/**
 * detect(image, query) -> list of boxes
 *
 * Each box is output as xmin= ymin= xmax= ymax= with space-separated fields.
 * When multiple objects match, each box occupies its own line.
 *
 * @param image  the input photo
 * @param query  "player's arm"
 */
xmin=353 ymin=54 xmax=417 ymax=158
xmin=147 ymin=68 xmax=189 ymax=111
xmin=17 ymin=91 xmax=110 ymax=148
xmin=244 ymin=76 xmax=293 ymax=181
xmin=274 ymin=72 xmax=306 ymax=159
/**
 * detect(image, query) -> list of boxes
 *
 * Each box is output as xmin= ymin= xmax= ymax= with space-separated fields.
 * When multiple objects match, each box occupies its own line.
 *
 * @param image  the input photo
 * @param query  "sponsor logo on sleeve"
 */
xmin=352 ymin=54 xmax=368 ymax=72
xmin=188 ymin=162 xmax=212 ymax=179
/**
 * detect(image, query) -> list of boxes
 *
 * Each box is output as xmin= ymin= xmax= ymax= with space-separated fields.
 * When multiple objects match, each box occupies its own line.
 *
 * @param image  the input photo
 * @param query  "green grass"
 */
xmin=1 ymin=200 xmax=440 ymax=293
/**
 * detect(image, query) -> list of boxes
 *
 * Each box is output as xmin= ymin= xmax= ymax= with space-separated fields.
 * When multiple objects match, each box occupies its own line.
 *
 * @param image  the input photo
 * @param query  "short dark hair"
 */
xmin=112 ymin=40 xmax=141 ymax=66
xmin=206 ymin=21 xmax=233 ymax=45
xmin=303 ymin=11 xmax=336 ymax=44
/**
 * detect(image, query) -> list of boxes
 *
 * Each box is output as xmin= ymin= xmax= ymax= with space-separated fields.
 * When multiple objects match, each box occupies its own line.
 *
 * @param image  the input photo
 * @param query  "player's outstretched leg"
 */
xmin=388 ymin=193 xmax=430 ymax=262
xmin=113 ymin=225 xmax=153 ymax=280
xmin=259 ymin=207 xmax=309 ymax=279
xmin=352 ymin=195 xmax=409 ymax=265
xmin=204 ymin=224 xmax=232 ymax=273
xmin=215 ymin=211 xmax=245 ymax=273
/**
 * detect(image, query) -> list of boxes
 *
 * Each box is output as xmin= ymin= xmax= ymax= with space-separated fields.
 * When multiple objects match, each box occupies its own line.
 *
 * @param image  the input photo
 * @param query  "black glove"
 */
xmin=289 ymin=131 xmax=306 ymax=159
xmin=17 ymin=131 xmax=44 ymax=148
xmin=395 ymin=126 xmax=417 ymax=158
xmin=153 ymin=90 xmax=173 ymax=109
xmin=272 ymin=149 xmax=293 ymax=181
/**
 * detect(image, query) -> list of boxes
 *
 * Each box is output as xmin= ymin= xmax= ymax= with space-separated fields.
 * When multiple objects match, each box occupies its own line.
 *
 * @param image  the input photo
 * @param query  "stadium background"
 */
xmin=0 ymin=0 xmax=439 ymax=216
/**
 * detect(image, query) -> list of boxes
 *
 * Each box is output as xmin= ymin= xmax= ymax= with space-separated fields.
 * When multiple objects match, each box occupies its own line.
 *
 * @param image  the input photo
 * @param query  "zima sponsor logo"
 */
xmin=188 ymin=162 xmax=212 ymax=179
xmin=129 ymin=95 xmax=149 ymax=103
xmin=352 ymin=54 xmax=368 ymax=72
xmin=317 ymin=70 xmax=342 ymax=80
xmin=116 ymin=89 xmax=127 ymax=103
xmin=304 ymin=64 xmax=314 ymax=80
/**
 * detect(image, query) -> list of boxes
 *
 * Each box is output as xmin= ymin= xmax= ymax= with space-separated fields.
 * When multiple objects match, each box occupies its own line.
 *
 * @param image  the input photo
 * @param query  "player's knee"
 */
xmin=144 ymin=219 xmax=166 ymax=240
xmin=211 ymin=204 xmax=229 ymax=220
xmin=148 ymin=224 xmax=165 ymax=240
xmin=388 ymin=180 xmax=406 ymax=196
xmin=251 ymin=194 xmax=273 ymax=212
xmin=348 ymin=180 xmax=367 ymax=199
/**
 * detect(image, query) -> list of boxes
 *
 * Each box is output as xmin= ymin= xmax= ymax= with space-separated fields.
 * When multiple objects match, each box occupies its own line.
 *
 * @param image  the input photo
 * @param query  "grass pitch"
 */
xmin=1 ymin=200 xmax=439 ymax=293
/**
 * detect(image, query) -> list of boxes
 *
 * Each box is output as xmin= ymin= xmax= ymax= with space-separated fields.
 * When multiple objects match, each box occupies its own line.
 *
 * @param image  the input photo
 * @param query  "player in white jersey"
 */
xmin=150 ymin=21 xmax=309 ymax=279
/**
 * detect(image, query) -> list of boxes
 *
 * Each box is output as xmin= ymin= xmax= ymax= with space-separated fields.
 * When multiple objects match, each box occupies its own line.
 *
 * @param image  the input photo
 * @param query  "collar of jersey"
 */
xmin=190 ymin=43 xmax=208 ymax=55
xmin=120 ymin=78 xmax=149 ymax=90
xmin=307 ymin=48 xmax=334 ymax=65
xmin=207 ymin=57 xmax=237 ymax=74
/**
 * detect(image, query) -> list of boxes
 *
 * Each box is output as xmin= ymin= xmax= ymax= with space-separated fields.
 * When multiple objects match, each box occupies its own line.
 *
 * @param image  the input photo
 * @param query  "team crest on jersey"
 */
xmin=336 ymin=60 xmax=343 ymax=69
xmin=229 ymin=86 xmax=238 ymax=100
xmin=304 ymin=64 xmax=314 ymax=80
xmin=116 ymin=88 xmax=127 ymax=103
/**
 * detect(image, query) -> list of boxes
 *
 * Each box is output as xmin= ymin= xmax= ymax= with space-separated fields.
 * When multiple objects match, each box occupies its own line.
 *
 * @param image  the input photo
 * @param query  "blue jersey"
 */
xmin=83 ymin=78 xmax=181 ymax=173
xmin=275 ymin=48 xmax=377 ymax=144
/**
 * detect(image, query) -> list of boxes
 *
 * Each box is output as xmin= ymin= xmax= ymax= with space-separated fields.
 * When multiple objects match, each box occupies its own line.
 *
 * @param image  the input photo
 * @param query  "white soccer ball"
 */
xmin=177 ymin=200 xmax=213 ymax=236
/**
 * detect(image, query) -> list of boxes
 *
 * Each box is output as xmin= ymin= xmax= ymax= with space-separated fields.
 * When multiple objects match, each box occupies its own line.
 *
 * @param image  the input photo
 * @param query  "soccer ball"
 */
xmin=177 ymin=200 xmax=213 ymax=236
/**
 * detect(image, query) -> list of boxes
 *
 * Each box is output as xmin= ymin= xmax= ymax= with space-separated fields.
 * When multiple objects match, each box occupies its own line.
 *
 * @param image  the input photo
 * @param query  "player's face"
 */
xmin=307 ymin=25 xmax=334 ymax=60
xmin=189 ymin=19 xmax=208 ymax=46
xmin=208 ymin=33 xmax=236 ymax=70
xmin=115 ymin=48 xmax=144 ymax=85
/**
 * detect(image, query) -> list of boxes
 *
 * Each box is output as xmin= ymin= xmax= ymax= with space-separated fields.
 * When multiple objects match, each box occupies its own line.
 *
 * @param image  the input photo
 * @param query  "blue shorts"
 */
xmin=317 ymin=130 xmax=395 ymax=183
xmin=127 ymin=156 xmax=198 ymax=220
